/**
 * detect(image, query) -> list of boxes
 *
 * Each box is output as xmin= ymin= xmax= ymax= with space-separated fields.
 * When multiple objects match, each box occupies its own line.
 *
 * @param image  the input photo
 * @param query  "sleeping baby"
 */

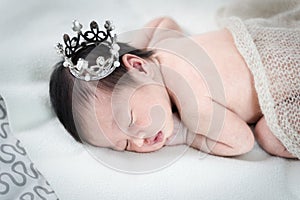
xmin=50 ymin=7 xmax=300 ymax=159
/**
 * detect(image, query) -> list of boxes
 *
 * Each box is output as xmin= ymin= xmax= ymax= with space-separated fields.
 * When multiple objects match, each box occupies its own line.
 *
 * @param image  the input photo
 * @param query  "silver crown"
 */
xmin=55 ymin=20 xmax=120 ymax=81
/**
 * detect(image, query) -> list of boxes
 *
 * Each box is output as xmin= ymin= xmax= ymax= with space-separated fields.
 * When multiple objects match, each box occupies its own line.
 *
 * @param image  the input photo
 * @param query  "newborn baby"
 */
xmin=50 ymin=14 xmax=299 ymax=159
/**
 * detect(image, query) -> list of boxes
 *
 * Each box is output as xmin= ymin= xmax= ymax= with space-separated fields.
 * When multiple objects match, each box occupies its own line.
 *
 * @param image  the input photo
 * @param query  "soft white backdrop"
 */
xmin=0 ymin=1 xmax=299 ymax=200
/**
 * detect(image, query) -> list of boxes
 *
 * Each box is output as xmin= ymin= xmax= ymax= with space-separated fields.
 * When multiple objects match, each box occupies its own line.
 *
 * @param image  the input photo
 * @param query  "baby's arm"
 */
xmin=166 ymin=108 xmax=255 ymax=157
xmin=131 ymin=16 xmax=184 ymax=49
xmin=190 ymin=107 xmax=255 ymax=156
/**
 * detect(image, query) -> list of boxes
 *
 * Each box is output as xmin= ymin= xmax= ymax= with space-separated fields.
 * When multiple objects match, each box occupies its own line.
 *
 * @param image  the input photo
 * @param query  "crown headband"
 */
xmin=55 ymin=20 xmax=120 ymax=81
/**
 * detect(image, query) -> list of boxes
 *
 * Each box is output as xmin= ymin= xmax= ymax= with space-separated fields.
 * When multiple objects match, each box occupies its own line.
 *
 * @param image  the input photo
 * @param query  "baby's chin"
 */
xmin=134 ymin=143 xmax=163 ymax=153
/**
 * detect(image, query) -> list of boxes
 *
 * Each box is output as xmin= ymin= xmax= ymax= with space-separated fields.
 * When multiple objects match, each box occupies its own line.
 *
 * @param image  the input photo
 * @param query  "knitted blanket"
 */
xmin=217 ymin=0 xmax=300 ymax=158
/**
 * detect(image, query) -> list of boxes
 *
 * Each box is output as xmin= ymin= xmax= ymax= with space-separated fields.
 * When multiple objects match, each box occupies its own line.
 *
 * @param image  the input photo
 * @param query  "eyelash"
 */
xmin=125 ymin=140 xmax=129 ymax=150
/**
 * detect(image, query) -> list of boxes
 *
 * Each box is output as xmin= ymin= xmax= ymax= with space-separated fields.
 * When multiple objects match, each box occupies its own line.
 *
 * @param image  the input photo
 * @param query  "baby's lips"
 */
xmin=145 ymin=131 xmax=163 ymax=145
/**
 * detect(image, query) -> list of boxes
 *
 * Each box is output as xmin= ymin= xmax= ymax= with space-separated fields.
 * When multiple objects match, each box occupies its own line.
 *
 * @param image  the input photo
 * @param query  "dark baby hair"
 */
xmin=49 ymin=43 xmax=154 ymax=143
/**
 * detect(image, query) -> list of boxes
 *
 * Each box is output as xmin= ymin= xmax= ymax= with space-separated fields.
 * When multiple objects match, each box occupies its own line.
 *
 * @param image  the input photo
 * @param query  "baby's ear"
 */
xmin=122 ymin=54 xmax=148 ymax=74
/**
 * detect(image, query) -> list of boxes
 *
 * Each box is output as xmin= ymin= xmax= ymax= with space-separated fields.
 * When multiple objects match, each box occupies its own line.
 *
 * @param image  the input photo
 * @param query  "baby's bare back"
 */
xmin=157 ymin=28 xmax=262 ymax=124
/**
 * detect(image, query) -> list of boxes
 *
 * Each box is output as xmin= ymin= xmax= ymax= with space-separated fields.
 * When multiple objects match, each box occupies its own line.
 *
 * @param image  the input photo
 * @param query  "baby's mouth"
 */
xmin=145 ymin=131 xmax=163 ymax=145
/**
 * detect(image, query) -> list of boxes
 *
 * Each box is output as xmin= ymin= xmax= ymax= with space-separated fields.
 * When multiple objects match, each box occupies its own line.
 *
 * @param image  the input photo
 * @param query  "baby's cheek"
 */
xmin=142 ymin=105 xmax=167 ymax=137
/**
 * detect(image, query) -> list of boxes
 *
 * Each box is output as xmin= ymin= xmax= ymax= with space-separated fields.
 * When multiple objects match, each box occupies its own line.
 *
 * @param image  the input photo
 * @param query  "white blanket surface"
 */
xmin=0 ymin=0 xmax=299 ymax=200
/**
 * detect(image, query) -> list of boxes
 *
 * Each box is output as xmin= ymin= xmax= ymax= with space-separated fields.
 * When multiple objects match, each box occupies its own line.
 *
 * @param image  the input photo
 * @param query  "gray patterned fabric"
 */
xmin=0 ymin=95 xmax=59 ymax=200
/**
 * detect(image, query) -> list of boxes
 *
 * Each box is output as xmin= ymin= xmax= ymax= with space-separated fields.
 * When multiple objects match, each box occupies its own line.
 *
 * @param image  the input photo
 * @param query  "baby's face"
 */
xmin=85 ymin=77 xmax=174 ymax=153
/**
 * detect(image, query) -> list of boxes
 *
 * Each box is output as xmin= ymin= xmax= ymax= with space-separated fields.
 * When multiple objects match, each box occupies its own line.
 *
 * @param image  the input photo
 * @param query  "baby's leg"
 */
xmin=254 ymin=116 xmax=296 ymax=158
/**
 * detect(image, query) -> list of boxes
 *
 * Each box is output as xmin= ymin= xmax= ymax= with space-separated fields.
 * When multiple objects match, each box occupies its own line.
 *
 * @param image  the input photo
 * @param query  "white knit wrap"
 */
xmin=216 ymin=0 xmax=300 ymax=158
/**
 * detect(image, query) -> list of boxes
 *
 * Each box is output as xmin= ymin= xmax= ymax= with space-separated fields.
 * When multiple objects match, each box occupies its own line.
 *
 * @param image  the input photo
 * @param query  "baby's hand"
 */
xmin=165 ymin=113 xmax=188 ymax=146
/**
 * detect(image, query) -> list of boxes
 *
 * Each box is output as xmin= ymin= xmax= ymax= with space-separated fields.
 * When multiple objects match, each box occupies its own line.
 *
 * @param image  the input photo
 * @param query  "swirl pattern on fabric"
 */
xmin=0 ymin=95 xmax=59 ymax=200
